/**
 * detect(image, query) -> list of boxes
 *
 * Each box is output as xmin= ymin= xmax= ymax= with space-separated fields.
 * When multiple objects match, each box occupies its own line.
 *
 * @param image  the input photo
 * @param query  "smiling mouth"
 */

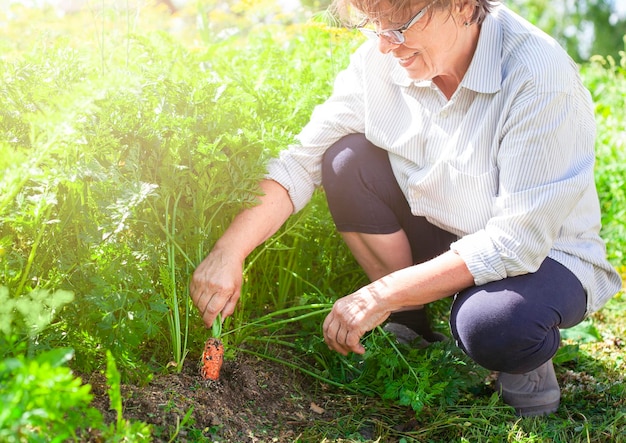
xmin=400 ymin=52 xmax=419 ymax=61
xmin=398 ymin=51 xmax=420 ymax=66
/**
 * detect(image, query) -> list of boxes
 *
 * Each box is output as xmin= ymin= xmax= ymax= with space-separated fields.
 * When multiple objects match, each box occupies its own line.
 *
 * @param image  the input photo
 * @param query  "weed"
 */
xmin=104 ymin=350 xmax=152 ymax=441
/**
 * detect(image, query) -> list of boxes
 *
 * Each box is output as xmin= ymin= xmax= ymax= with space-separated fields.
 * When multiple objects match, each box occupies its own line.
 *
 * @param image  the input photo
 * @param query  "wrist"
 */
xmin=367 ymin=276 xmax=401 ymax=314
xmin=210 ymin=239 xmax=246 ymax=266
xmin=372 ymin=267 xmax=423 ymax=313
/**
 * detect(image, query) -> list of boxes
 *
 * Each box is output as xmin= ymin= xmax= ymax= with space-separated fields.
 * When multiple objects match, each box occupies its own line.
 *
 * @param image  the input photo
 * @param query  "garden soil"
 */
xmin=86 ymin=350 xmax=339 ymax=442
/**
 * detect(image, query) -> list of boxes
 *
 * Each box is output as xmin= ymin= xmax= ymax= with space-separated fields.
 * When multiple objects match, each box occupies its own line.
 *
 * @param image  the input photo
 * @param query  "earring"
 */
xmin=464 ymin=21 xmax=471 ymax=27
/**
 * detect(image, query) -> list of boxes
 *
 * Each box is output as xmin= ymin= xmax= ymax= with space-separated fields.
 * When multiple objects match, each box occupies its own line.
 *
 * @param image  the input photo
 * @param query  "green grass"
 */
xmin=0 ymin=2 xmax=624 ymax=442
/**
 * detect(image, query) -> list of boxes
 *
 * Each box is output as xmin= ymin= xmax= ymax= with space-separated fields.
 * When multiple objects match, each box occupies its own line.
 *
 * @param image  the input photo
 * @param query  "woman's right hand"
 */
xmin=189 ymin=179 xmax=294 ymax=328
xmin=190 ymin=247 xmax=244 ymax=328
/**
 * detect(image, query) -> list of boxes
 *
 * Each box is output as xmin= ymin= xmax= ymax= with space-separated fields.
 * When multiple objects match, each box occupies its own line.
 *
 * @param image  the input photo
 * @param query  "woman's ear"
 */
xmin=458 ymin=0 xmax=477 ymax=23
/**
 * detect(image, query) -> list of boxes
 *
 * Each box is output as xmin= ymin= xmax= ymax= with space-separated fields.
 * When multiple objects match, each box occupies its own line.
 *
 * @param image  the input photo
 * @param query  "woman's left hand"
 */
xmin=322 ymin=285 xmax=391 ymax=355
xmin=322 ymin=251 xmax=474 ymax=355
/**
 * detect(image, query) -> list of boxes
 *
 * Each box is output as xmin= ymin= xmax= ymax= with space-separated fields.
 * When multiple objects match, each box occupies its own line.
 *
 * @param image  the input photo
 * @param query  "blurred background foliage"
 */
xmin=2 ymin=0 xmax=625 ymax=62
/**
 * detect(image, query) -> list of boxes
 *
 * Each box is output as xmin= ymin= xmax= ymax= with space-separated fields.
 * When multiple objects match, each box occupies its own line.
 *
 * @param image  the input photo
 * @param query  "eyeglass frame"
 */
xmin=358 ymin=0 xmax=438 ymax=45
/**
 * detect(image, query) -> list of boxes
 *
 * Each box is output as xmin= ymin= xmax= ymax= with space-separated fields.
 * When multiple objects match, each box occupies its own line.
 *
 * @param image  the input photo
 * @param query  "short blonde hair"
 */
xmin=331 ymin=0 xmax=500 ymax=27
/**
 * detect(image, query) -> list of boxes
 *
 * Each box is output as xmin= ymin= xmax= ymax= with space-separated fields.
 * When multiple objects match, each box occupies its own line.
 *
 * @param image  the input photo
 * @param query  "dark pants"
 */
xmin=321 ymin=134 xmax=587 ymax=373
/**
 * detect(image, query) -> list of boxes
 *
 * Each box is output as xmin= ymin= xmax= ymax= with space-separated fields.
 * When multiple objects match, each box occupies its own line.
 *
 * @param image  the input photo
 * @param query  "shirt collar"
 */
xmin=391 ymin=12 xmax=502 ymax=94
xmin=462 ymin=13 xmax=501 ymax=93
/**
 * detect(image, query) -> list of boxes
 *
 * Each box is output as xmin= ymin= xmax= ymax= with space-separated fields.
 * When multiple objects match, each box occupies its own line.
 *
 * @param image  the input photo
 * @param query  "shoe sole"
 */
xmin=515 ymin=399 xmax=560 ymax=417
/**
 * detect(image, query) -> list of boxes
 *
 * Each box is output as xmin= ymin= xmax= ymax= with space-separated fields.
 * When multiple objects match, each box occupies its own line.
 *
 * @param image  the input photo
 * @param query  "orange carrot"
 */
xmin=200 ymin=337 xmax=224 ymax=380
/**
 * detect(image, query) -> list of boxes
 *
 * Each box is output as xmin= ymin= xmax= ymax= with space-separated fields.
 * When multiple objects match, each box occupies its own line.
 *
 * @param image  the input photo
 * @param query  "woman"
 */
xmin=190 ymin=0 xmax=622 ymax=416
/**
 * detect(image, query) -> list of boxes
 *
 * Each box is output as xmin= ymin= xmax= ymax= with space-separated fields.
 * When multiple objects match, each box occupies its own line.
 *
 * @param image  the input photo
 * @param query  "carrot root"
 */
xmin=200 ymin=337 xmax=224 ymax=380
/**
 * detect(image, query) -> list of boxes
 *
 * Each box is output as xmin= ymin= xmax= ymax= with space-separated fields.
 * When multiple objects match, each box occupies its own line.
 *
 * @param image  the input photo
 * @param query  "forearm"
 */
xmin=372 ymin=250 xmax=475 ymax=311
xmin=212 ymin=179 xmax=294 ymax=263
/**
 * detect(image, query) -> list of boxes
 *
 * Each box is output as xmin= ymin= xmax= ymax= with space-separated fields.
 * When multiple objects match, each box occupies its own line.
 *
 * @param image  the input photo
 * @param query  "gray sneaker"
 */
xmin=496 ymin=359 xmax=560 ymax=417
xmin=382 ymin=322 xmax=445 ymax=348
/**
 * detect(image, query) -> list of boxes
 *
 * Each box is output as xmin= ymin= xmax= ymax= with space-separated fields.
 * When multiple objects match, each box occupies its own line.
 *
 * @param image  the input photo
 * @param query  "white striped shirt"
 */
xmin=266 ymin=5 xmax=622 ymax=313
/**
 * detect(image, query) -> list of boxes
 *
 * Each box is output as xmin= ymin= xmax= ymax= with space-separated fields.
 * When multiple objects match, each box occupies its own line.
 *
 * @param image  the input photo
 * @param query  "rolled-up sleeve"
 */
xmin=266 ymin=44 xmax=369 ymax=212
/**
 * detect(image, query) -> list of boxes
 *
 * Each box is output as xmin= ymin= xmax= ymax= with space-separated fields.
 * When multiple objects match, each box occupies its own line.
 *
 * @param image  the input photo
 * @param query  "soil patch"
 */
xmin=86 ymin=351 xmax=330 ymax=442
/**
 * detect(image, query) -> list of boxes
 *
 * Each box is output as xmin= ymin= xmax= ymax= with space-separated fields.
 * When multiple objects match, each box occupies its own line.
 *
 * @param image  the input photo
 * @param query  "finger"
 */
xmin=345 ymin=329 xmax=366 ymax=355
xmin=335 ymin=326 xmax=348 ymax=347
xmin=200 ymin=293 xmax=215 ymax=316
xmin=190 ymin=290 xmax=209 ymax=316
xmin=333 ymin=327 xmax=363 ymax=356
xmin=221 ymin=292 xmax=240 ymax=320
xmin=330 ymin=328 xmax=352 ymax=356
xmin=324 ymin=318 xmax=364 ymax=356
xmin=322 ymin=316 xmax=344 ymax=355
xmin=327 ymin=338 xmax=349 ymax=356
xmin=200 ymin=294 xmax=223 ymax=327
xmin=190 ymin=281 xmax=210 ymax=306
xmin=322 ymin=312 xmax=334 ymax=340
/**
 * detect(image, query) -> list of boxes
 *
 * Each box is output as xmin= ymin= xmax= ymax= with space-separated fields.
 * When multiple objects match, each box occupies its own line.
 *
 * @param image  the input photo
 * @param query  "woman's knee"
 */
xmin=321 ymin=134 xmax=407 ymax=234
xmin=450 ymin=289 xmax=560 ymax=373
xmin=322 ymin=134 xmax=382 ymax=189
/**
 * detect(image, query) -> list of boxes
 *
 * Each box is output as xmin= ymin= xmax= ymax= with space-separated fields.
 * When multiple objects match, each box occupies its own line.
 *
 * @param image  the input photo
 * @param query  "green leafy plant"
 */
xmin=584 ymin=37 xmax=626 ymax=268
xmin=311 ymin=327 xmax=487 ymax=414
xmin=104 ymin=350 xmax=152 ymax=442
xmin=232 ymin=302 xmax=485 ymax=415
xmin=0 ymin=286 xmax=100 ymax=442
xmin=0 ymin=286 xmax=153 ymax=442
xmin=0 ymin=347 xmax=101 ymax=443
xmin=0 ymin=286 xmax=74 ymax=358
xmin=160 ymin=193 xmax=190 ymax=373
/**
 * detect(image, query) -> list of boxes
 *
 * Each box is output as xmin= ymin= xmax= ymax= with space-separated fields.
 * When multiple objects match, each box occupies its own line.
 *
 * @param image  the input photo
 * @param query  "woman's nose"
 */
xmin=378 ymin=37 xmax=401 ymax=54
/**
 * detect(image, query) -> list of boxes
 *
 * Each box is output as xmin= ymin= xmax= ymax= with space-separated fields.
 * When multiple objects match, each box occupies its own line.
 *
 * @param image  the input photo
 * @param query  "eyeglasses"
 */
xmin=358 ymin=0 xmax=437 ymax=45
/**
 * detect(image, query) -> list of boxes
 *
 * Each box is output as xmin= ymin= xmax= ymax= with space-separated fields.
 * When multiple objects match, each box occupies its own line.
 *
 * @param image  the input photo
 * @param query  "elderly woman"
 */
xmin=191 ymin=0 xmax=622 ymax=416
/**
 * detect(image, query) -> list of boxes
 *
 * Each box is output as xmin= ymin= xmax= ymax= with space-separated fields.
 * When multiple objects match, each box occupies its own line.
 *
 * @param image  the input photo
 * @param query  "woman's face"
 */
xmin=368 ymin=0 xmax=474 ymax=81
